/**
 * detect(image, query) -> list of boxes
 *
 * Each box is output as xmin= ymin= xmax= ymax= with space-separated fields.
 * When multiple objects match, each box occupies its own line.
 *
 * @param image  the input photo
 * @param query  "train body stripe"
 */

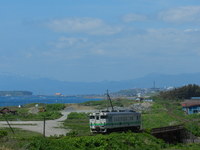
xmin=90 ymin=121 xmax=141 ymax=126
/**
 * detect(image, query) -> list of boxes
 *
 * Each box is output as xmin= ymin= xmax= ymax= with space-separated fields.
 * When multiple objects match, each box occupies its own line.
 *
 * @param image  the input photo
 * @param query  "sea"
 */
xmin=0 ymin=95 xmax=103 ymax=107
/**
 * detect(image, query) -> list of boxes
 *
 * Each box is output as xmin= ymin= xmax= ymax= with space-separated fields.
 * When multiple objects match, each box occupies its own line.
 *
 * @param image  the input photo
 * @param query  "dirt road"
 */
xmin=0 ymin=109 xmax=95 ymax=137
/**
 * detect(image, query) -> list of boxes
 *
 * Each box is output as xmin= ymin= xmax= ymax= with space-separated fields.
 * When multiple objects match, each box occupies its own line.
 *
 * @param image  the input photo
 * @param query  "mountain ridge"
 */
xmin=0 ymin=72 xmax=200 ymax=95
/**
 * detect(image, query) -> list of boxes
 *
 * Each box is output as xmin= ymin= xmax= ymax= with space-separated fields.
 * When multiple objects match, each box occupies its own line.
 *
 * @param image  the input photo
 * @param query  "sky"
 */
xmin=1 ymin=0 xmax=200 ymax=82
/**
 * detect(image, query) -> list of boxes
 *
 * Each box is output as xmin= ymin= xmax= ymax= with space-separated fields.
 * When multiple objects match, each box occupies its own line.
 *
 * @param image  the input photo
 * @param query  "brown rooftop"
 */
xmin=0 ymin=107 xmax=17 ymax=114
xmin=181 ymin=100 xmax=200 ymax=107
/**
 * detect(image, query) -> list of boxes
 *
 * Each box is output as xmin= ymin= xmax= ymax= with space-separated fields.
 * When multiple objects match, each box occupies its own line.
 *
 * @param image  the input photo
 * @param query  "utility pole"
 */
xmin=106 ymin=90 xmax=114 ymax=111
xmin=153 ymin=81 xmax=156 ymax=89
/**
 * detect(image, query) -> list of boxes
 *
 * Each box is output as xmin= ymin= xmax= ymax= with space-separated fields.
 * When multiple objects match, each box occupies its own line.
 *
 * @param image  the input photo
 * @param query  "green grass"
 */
xmin=0 ymin=103 xmax=65 ymax=121
xmin=1 ymin=126 xmax=200 ymax=150
xmin=142 ymin=101 xmax=183 ymax=129
xmin=0 ymin=111 xmax=62 ymax=121
xmin=142 ymin=111 xmax=179 ymax=129
xmin=1 ymin=99 xmax=200 ymax=150
xmin=80 ymin=98 xmax=137 ymax=109
xmin=64 ymin=112 xmax=91 ymax=136
xmin=67 ymin=112 xmax=89 ymax=119
xmin=26 ymin=132 xmax=167 ymax=150
xmin=0 ymin=128 xmax=42 ymax=150
xmin=149 ymin=99 xmax=200 ymax=136
xmin=164 ymin=143 xmax=200 ymax=150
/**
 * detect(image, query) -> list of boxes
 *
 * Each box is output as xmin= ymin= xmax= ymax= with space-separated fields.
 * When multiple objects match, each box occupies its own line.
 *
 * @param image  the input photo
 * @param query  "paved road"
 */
xmin=0 ymin=110 xmax=95 ymax=137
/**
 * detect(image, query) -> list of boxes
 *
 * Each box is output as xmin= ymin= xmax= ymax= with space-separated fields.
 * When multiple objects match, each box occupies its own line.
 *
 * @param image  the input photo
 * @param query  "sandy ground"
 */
xmin=0 ymin=106 xmax=95 ymax=137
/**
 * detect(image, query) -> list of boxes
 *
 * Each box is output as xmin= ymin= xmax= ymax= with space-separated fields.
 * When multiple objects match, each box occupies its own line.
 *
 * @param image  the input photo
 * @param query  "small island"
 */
xmin=0 ymin=91 xmax=33 ymax=96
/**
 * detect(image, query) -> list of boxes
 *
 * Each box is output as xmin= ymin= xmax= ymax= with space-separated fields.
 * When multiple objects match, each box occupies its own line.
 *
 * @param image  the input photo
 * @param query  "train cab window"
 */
xmin=90 ymin=116 xmax=95 ymax=119
xmin=101 ymin=115 xmax=107 ymax=119
xmin=108 ymin=116 xmax=112 ymax=121
xmin=96 ymin=116 xmax=99 ymax=120
xmin=137 ymin=116 xmax=139 ymax=120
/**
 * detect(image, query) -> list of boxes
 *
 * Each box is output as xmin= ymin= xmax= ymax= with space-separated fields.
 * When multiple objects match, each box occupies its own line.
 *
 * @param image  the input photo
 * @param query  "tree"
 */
xmin=159 ymin=84 xmax=200 ymax=100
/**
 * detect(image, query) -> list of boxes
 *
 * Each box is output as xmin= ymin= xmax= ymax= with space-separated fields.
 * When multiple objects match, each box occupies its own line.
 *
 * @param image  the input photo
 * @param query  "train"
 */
xmin=89 ymin=90 xmax=141 ymax=133
xmin=89 ymin=109 xmax=141 ymax=133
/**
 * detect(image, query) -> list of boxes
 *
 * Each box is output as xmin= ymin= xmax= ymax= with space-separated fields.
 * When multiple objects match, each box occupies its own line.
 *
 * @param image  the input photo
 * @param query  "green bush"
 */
xmin=64 ymin=113 xmax=90 ymax=136
xmin=159 ymin=84 xmax=200 ymax=100
xmin=67 ymin=112 xmax=88 ymax=119
xmin=66 ymin=130 xmax=79 ymax=137
xmin=185 ymin=121 xmax=200 ymax=137
xmin=39 ymin=111 xmax=62 ymax=120
xmin=26 ymin=132 xmax=167 ymax=150
xmin=0 ymin=130 xmax=8 ymax=138
xmin=45 ymin=104 xmax=65 ymax=111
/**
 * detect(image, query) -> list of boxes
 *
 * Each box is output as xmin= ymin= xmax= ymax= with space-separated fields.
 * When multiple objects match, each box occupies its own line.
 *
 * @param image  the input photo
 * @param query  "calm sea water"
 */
xmin=0 ymin=96 xmax=103 ymax=107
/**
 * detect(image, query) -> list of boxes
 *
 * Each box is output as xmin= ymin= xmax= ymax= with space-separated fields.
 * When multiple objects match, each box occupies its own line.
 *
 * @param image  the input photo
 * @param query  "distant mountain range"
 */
xmin=0 ymin=73 xmax=200 ymax=95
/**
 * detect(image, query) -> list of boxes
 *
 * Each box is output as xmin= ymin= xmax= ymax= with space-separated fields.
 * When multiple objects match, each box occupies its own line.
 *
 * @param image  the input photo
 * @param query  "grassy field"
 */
xmin=1 ymin=127 xmax=200 ymax=150
xmin=64 ymin=98 xmax=200 ymax=135
xmin=142 ymin=100 xmax=183 ymax=129
xmin=80 ymin=98 xmax=137 ymax=109
xmin=20 ymin=132 xmax=168 ymax=150
xmin=64 ymin=112 xmax=91 ymax=136
xmin=0 ymin=103 xmax=65 ymax=121
xmin=0 ymin=128 xmax=42 ymax=150
xmin=0 ymin=98 xmax=200 ymax=150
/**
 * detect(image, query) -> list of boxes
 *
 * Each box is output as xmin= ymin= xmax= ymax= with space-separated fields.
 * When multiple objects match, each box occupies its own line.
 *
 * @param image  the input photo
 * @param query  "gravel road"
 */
xmin=0 ymin=109 xmax=95 ymax=137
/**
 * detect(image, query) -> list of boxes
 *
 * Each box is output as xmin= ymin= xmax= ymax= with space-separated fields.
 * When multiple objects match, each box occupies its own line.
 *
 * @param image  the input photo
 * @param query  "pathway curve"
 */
xmin=0 ymin=109 xmax=95 ymax=137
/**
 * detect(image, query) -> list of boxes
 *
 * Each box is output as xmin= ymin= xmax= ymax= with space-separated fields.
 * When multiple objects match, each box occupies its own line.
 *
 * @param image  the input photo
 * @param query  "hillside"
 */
xmin=159 ymin=84 xmax=200 ymax=100
xmin=1 ymin=97 xmax=200 ymax=150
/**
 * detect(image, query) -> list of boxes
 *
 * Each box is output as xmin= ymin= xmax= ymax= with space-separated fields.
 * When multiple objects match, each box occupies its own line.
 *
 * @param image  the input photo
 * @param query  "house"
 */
xmin=55 ymin=93 xmax=63 ymax=96
xmin=0 ymin=107 xmax=17 ymax=115
xmin=181 ymin=100 xmax=200 ymax=114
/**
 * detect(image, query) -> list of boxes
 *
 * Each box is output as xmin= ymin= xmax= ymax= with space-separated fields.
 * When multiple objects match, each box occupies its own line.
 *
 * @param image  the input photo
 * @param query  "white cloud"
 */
xmin=159 ymin=6 xmax=200 ymax=23
xmin=90 ymin=49 xmax=106 ymax=55
xmin=46 ymin=18 xmax=122 ymax=35
xmin=51 ymin=37 xmax=88 ymax=49
xmin=86 ymin=27 xmax=200 ymax=59
xmin=122 ymin=13 xmax=147 ymax=23
xmin=184 ymin=28 xmax=200 ymax=33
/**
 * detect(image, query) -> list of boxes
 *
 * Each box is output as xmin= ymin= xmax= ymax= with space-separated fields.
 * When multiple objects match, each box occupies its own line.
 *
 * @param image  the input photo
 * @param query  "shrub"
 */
xmin=45 ymin=104 xmax=65 ymax=111
xmin=185 ymin=122 xmax=200 ymax=137
xmin=0 ymin=130 xmax=8 ymax=138
xmin=26 ymin=132 xmax=167 ymax=150
xmin=67 ymin=112 xmax=88 ymax=119
xmin=159 ymin=84 xmax=200 ymax=100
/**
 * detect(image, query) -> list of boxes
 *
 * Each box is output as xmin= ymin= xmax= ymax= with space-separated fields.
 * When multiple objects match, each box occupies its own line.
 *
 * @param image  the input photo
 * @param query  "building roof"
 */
xmin=181 ymin=100 xmax=200 ymax=107
xmin=191 ymin=97 xmax=200 ymax=100
xmin=0 ymin=107 xmax=17 ymax=114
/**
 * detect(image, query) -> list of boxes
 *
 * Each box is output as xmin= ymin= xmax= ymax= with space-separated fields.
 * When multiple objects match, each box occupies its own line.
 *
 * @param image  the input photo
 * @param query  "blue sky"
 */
xmin=1 ymin=0 xmax=200 ymax=82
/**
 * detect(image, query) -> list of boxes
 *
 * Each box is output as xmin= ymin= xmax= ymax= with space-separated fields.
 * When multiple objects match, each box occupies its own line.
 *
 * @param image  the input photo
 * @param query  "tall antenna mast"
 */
xmin=106 ymin=90 xmax=114 ymax=111
xmin=153 ymin=81 xmax=156 ymax=89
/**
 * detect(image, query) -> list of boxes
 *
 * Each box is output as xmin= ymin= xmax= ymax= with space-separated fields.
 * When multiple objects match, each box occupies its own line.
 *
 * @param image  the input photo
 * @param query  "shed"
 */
xmin=0 ymin=107 xmax=17 ymax=115
xmin=181 ymin=100 xmax=200 ymax=114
